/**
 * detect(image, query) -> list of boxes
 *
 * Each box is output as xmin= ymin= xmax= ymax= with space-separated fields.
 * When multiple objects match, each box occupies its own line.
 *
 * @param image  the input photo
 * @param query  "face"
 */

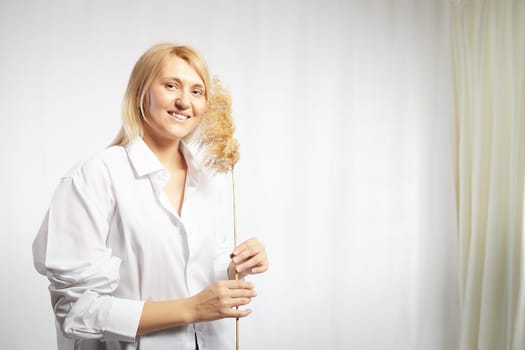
xmin=142 ymin=55 xmax=207 ymax=144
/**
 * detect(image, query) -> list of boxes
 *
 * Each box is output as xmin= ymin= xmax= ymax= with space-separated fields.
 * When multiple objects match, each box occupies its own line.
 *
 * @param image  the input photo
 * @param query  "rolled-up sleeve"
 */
xmin=33 ymin=159 xmax=143 ymax=342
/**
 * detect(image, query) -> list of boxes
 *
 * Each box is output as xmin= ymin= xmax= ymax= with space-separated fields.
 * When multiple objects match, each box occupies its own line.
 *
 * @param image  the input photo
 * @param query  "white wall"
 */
xmin=0 ymin=1 xmax=459 ymax=349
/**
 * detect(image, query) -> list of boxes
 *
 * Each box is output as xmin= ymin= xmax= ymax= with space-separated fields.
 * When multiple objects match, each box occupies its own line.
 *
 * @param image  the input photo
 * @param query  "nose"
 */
xmin=175 ymin=91 xmax=190 ymax=110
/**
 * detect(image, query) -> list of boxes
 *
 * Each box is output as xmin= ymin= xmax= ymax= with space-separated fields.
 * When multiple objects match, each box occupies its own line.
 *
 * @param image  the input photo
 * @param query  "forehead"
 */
xmin=158 ymin=55 xmax=204 ymax=86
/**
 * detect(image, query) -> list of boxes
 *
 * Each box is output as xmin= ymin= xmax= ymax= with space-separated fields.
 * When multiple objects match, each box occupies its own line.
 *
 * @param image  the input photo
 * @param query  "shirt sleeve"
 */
xmin=32 ymin=158 xmax=143 ymax=342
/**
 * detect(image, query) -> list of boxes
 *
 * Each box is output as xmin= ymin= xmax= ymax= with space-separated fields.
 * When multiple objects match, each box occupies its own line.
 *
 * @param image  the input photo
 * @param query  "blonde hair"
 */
xmin=111 ymin=43 xmax=211 ymax=146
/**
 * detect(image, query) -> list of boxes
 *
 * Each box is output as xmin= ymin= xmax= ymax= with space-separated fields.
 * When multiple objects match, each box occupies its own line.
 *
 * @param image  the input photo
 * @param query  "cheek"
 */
xmin=148 ymin=88 xmax=170 ymax=111
xmin=194 ymin=101 xmax=207 ymax=117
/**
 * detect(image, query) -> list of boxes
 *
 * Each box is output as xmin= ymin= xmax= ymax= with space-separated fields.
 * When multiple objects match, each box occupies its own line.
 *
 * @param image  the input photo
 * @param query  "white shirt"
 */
xmin=33 ymin=138 xmax=235 ymax=350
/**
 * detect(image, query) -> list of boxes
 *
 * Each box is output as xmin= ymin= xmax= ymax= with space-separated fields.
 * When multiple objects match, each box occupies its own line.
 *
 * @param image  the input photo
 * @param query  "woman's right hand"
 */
xmin=138 ymin=280 xmax=256 ymax=335
xmin=189 ymin=280 xmax=257 ymax=322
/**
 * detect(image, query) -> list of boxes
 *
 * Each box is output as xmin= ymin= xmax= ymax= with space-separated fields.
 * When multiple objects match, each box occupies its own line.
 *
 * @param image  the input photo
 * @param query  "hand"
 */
xmin=228 ymin=238 xmax=269 ymax=280
xmin=189 ymin=280 xmax=256 ymax=322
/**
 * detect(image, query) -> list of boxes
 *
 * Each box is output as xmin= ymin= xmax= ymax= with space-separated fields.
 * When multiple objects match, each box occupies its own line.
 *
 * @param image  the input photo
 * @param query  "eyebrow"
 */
xmin=161 ymin=76 xmax=205 ymax=89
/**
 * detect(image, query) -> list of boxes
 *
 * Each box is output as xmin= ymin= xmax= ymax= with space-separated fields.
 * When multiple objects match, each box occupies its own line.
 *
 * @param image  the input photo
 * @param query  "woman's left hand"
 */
xmin=228 ymin=238 xmax=268 ymax=280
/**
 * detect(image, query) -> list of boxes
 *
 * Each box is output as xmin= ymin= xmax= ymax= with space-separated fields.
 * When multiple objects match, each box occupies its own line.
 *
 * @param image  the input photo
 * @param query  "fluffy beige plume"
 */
xmin=198 ymin=78 xmax=240 ymax=173
xmin=198 ymin=78 xmax=242 ymax=349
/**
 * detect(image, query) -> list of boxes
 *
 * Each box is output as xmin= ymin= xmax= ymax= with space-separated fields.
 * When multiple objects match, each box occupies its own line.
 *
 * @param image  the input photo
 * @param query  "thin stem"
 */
xmin=232 ymin=167 xmax=238 ymax=250
xmin=232 ymin=167 xmax=239 ymax=350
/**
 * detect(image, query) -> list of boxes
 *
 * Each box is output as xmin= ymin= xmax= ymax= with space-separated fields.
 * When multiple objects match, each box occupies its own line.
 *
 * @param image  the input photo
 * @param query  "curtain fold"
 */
xmin=451 ymin=0 xmax=525 ymax=349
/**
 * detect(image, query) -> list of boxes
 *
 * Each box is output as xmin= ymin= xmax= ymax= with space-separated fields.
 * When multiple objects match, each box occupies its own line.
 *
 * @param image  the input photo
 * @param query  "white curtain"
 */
xmin=451 ymin=0 xmax=525 ymax=349
xmin=0 ymin=1 xmax=459 ymax=349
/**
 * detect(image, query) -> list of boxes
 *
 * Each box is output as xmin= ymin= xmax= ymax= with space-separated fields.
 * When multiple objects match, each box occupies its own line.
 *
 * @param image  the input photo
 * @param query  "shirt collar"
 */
xmin=125 ymin=137 xmax=202 ymax=186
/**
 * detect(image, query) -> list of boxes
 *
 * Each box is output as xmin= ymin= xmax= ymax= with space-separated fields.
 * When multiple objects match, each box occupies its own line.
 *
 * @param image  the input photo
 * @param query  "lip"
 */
xmin=167 ymin=111 xmax=191 ymax=121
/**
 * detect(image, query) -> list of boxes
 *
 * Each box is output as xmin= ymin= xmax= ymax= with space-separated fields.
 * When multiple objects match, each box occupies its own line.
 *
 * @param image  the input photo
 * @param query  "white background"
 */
xmin=0 ymin=0 xmax=460 ymax=349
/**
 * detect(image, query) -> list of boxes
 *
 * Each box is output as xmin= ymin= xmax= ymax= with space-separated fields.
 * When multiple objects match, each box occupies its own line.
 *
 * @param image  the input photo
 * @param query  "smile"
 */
xmin=168 ymin=111 xmax=190 ymax=121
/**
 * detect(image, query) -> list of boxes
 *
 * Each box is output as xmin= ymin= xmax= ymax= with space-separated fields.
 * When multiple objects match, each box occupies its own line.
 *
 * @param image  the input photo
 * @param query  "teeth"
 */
xmin=169 ymin=112 xmax=189 ymax=121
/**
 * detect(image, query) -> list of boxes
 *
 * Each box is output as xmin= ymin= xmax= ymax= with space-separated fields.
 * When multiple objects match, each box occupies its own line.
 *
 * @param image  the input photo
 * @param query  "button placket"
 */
xmin=150 ymin=169 xmax=192 ymax=271
xmin=182 ymin=183 xmax=202 ymax=296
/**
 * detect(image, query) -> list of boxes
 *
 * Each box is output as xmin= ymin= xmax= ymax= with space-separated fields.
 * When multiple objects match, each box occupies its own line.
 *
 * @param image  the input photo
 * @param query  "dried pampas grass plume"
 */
xmin=198 ymin=77 xmax=240 ymax=173
xmin=198 ymin=77 xmax=242 ymax=350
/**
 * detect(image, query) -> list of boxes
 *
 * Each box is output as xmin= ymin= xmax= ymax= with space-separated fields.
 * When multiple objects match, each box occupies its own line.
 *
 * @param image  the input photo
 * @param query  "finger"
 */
xmin=236 ymin=252 xmax=268 ymax=273
xmin=232 ymin=238 xmax=261 ymax=257
xmin=222 ymin=296 xmax=253 ymax=315
xmin=232 ymin=308 xmax=252 ymax=319
xmin=249 ymin=263 xmax=269 ymax=274
xmin=238 ymin=263 xmax=267 ymax=275
xmin=231 ymin=296 xmax=253 ymax=307
xmin=229 ymin=288 xmax=257 ymax=299
xmin=235 ymin=256 xmax=262 ymax=273
xmin=225 ymin=279 xmax=255 ymax=290
xmin=232 ymin=244 xmax=265 ymax=265
xmin=219 ymin=305 xmax=252 ymax=318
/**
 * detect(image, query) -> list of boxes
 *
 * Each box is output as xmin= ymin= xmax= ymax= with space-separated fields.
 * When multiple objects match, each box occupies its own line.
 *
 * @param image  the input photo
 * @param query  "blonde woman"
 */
xmin=33 ymin=43 xmax=268 ymax=350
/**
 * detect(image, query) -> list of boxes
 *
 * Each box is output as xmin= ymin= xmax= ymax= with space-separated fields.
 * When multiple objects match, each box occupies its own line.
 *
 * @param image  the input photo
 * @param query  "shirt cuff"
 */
xmin=104 ymin=297 xmax=144 ymax=342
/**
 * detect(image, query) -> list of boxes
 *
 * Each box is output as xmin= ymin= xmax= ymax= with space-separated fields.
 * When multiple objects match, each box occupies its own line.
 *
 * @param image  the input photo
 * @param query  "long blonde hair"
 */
xmin=111 ymin=43 xmax=211 ymax=146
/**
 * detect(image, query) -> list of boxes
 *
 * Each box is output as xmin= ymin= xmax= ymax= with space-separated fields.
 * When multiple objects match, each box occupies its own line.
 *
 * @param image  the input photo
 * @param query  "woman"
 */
xmin=32 ymin=43 xmax=268 ymax=350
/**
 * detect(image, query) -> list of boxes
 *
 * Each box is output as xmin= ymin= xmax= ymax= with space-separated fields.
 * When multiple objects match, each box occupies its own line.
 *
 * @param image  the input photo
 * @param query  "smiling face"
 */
xmin=142 ymin=55 xmax=207 ymax=145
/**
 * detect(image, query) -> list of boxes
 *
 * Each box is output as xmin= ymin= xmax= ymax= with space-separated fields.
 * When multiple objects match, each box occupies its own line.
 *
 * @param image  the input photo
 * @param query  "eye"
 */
xmin=165 ymin=82 xmax=179 ymax=90
xmin=192 ymin=89 xmax=205 ymax=97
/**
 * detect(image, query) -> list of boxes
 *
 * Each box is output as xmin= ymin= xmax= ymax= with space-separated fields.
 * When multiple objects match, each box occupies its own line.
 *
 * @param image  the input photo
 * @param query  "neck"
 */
xmin=142 ymin=133 xmax=186 ymax=171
